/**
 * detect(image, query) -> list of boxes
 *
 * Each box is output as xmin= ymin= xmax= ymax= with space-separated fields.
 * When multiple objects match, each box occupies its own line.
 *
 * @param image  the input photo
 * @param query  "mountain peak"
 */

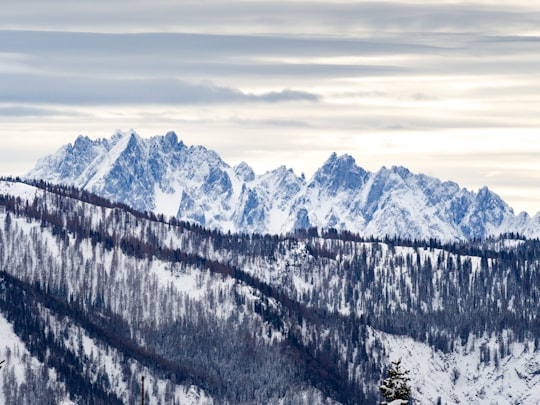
xmin=312 ymin=152 xmax=367 ymax=194
xmin=164 ymin=130 xmax=180 ymax=146
xmin=125 ymin=130 xmax=143 ymax=149
xmin=234 ymin=161 xmax=255 ymax=182
xmin=389 ymin=165 xmax=411 ymax=178
xmin=111 ymin=128 xmax=133 ymax=140
xmin=323 ymin=152 xmax=354 ymax=166
xmin=73 ymin=134 xmax=92 ymax=146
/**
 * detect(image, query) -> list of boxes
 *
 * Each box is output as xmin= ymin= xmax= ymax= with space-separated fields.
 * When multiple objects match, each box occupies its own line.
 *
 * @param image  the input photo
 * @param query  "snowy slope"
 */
xmin=0 ymin=313 xmax=67 ymax=404
xmin=0 ymin=181 xmax=342 ymax=403
xmin=380 ymin=330 xmax=540 ymax=404
xmin=0 ymin=183 xmax=218 ymax=404
xmin=26 ymin=130 xmax=540 ymax=241
xmin=2 ymin=180 xmax=540 ymax=403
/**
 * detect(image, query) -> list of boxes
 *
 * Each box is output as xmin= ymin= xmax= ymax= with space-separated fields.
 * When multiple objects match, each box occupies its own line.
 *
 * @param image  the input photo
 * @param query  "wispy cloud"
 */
xmin=0 ymin=105 xmax=83 ymax=117
xmin=0 ymin=73 xmax=318 ymax=105
xmin=1 ymin=1 xmax=539 ymax=35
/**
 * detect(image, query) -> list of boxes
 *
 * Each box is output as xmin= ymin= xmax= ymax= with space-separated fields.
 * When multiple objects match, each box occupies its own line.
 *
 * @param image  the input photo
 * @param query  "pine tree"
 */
xmin=379 ymin=358 xmax=411 ymax=405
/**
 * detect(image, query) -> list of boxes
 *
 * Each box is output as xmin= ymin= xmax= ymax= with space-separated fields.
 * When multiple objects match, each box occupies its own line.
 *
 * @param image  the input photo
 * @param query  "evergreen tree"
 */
xmin=379 ymin=358 xmax=411 ymax=405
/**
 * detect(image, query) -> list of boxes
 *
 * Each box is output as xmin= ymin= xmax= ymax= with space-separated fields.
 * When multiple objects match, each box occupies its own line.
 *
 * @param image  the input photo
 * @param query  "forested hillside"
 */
xmin=1 ymin=178 xmax=540 ymax=404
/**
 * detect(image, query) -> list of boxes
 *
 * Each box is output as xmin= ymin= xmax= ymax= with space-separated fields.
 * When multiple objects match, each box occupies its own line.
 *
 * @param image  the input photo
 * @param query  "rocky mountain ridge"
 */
xmin=27 ymin=130 xmax=540 ymax=241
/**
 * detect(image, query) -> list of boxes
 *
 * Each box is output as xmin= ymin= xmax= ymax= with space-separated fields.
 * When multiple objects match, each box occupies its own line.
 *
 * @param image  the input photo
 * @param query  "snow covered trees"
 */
xmin=379 ymin=358 xmax=411 ymax=405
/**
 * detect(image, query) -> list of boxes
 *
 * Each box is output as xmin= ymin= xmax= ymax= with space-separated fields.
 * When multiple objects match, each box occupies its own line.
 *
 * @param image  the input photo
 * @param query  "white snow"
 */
xmin=0 ymin=312 xmax=71 ymax=404
xmin=0 ymin=180 xmax=41 ymax=200
xmin=25 ymin=131 xmax=540 ymax=241
xmin=379 ymin=329 xmax=540 ymax=404
xmin=2 ymin=179 xmax=540 ymax=404
xmin=154 ymin=182 xmax=183 ymax=218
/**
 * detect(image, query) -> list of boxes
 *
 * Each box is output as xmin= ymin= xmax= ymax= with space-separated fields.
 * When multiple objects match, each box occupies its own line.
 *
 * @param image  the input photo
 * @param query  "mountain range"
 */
xmin=27 ymin=130 xmax=540 ymax=241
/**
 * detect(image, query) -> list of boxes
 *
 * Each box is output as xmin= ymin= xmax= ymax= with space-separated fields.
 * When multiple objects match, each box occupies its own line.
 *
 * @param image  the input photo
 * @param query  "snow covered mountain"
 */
xmin=27 ymin=130 xmax=540 ymax=241
xmin=2 ymin=179 xmax=540 ymax=403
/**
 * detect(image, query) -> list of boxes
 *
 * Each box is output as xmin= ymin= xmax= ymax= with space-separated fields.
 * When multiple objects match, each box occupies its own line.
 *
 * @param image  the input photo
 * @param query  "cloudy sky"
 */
xmin=1 ymin=0 xmax=540 ymax=214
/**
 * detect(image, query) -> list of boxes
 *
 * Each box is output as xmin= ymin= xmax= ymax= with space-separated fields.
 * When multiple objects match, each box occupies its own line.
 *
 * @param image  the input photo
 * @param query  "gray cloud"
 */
xmin=0 ymin=30 xmax=436 ymax=63
xmin=1 ymin=1 xmax=539 ymax=36
xmin=2 ymin=29 xmax=537 ymax=104
xmin=0 ymin=73 xmax=318 ymax=105
xmin=0 ymin=105 xmax=83 ymax=117
xmin=1 ymin=30 xmax=536 ymax=83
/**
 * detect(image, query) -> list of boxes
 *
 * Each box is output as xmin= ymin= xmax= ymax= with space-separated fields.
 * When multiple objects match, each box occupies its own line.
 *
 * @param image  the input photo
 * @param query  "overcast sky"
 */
xmin=1 ymin=0 xmax=540 ymax=214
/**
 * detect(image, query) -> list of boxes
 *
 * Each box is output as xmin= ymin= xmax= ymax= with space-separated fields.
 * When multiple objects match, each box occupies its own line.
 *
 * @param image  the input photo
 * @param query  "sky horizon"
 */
xmin=1 ymin=1 xmax=539 ymax=215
